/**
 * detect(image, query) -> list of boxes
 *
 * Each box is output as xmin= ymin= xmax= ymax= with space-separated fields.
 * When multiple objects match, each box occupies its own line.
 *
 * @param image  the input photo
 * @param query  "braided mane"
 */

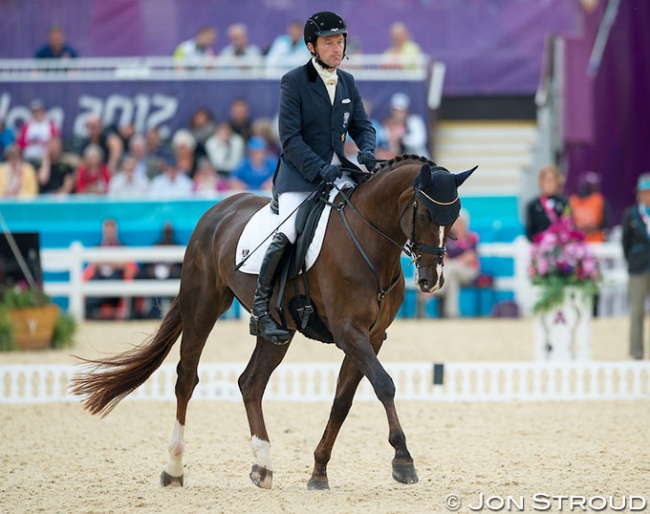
xmin=374 ymin=154 xmax=437 ymax=174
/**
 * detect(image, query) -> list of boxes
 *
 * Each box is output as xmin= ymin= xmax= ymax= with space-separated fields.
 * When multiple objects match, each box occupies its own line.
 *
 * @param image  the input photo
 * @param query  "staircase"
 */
xmin=433 ymin=120 xmax=537 ymax=196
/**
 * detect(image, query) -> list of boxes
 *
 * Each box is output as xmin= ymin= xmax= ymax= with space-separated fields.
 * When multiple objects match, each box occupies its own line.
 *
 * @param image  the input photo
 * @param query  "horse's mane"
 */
xmin=374 ymin=154 xmax=437 ymax=175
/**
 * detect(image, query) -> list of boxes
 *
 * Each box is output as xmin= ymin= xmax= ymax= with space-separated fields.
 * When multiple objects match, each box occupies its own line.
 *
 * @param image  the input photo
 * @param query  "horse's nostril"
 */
xmin=418 ymin=279 xmax=429 ymax=290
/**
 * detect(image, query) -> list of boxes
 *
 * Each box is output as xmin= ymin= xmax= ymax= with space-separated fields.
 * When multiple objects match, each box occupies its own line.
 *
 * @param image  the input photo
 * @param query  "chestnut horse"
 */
xmin=71 ymin=155 xmax=475 ymax=490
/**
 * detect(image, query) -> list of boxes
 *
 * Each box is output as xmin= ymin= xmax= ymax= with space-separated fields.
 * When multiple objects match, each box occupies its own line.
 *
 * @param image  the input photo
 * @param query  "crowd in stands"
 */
xmin=0 ymin=90 xmax=428 ymax=199
xmin=0 ymin=21 xmax=430 ymax=200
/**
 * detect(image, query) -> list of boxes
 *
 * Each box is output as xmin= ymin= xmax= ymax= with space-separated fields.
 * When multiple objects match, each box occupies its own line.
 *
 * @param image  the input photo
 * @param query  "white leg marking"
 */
xmin=433 ymin=227 xmax=445 ymax=291
xmin=251 ymin=435 xmax=273 ymax=470
xmin=164 ymin=420 xmax=185 ymax=477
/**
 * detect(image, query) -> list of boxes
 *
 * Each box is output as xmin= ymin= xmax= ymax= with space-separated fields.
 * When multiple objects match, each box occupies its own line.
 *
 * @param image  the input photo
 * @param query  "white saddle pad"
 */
xmin=235 ymin=178 xmax=355 ymax=274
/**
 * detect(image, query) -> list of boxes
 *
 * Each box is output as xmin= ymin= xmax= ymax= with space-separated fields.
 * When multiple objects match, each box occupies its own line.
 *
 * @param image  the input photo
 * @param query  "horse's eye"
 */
xmin=417 ymin=213 xmax=427 ymax=222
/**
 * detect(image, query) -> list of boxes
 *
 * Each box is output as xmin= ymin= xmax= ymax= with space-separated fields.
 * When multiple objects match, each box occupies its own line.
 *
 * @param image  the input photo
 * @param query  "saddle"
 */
xmin=274 ymin=187 xmax=337 ymax=344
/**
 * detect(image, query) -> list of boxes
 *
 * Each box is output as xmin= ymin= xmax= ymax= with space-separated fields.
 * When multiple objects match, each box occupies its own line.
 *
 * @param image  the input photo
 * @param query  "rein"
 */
xmin=329 ymin=181 xmax=448 ymax=330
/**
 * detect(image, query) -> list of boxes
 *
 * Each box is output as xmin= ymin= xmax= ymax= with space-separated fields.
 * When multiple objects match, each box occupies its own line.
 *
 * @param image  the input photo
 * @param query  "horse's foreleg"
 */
xmin=307 ymin=356 xmax=363 ymax=490
xmin=337 ymin=330 xmax=418 ymax=485
xmin=238 ymin=335 xmax=292 ymax=489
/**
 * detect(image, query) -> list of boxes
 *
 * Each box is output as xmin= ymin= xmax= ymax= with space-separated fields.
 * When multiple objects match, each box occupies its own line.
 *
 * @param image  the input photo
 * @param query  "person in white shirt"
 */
xmin=265 ymin=20 xmax=311 ymax=71
xmin=108 ymin=154 xmax=149 ymax=198
xmin=204 ymin=122 xmax=245 ymax=177
xmin=220 ymin=23 xmax=261 ymax=65
xmin=148 ymin=155 xmax=193 ymax=199
xmin=16 ymin=99 xmax=59 ymax=166
xmin=173 ymin=26 xmax=217 ymax=60
xmin=383 ymin=92 xmax=429 ymax=157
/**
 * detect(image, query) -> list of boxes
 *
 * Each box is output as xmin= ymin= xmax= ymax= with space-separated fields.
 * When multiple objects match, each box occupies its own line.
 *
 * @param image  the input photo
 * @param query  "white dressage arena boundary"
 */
xmin=2 ymin=361 xmax=649 ymax=404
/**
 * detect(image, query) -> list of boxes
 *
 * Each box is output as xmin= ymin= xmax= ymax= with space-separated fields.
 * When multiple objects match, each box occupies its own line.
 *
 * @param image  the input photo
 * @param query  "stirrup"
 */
xmin=249 ymin=313 xmax=292 ymax=345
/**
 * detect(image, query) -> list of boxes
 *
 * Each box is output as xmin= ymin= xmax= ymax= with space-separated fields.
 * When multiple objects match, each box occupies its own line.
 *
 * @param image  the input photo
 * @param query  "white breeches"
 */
xmin=278 ymin=191 xmax=311 ymax=243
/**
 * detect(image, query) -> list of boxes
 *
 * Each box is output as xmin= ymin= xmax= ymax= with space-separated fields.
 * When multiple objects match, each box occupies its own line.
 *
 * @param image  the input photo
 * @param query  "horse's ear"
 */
xmin=419 ymin=164 xmax=432 ymax=187
xmin=454 ymin=166 xmax=478 ymax=187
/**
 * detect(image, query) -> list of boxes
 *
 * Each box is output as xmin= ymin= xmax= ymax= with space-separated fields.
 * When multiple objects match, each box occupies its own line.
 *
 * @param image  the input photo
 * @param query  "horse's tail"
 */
xmin=70 ymin=297 xmax=183 ymax=417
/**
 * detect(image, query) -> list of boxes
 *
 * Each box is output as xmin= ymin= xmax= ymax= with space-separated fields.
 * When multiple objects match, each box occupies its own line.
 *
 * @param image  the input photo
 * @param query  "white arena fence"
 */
xmin=0 ymin=55 xmax=431 ymax=82
xmin=41 ymin=239 xmax=628 ymax=320
xmin=2 ymin=361 xmax=650 ymax=405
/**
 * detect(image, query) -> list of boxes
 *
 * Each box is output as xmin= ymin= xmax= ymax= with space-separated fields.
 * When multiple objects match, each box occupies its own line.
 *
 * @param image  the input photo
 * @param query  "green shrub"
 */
xmin=0 ymin=309 xmax=15 ymax=352
xmin=51 ymin=311 xmax=77 ymax=349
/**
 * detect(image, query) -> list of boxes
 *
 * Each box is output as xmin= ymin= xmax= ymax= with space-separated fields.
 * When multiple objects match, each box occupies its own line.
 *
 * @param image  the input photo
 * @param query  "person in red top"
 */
xmin=75 ymin=144 xmax=111 ymax=194
xmin=433 ymin=209 xmax=480 ymax=318
xmin=569 ymin=171 xmax=610 ymax=243
xmin=16 ymin=99 xmax=59 ymax=167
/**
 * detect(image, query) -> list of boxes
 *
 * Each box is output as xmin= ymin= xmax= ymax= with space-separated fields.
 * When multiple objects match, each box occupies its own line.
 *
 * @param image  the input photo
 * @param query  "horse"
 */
xmin=71 ymin=154 xmax=476 ymax=490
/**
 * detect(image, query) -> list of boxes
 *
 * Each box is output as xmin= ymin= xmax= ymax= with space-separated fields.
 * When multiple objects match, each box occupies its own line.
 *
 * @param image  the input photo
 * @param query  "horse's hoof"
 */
xmin=160 ymin=470 xmax=184 ymax=487
xmin=250 ymin=464 xmax=273 ymax=489
xmin=392 ymin=461 xmax=419 ymax=484
xmin=307 ymin=477 xmax=330 ymax=490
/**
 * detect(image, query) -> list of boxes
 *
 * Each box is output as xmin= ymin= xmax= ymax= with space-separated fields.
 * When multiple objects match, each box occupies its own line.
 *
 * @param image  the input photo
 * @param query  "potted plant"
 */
xmin=0 ymin=282 xmax=77 ymax=351
xmin=528 ymin=216 xmax=601 ymax=360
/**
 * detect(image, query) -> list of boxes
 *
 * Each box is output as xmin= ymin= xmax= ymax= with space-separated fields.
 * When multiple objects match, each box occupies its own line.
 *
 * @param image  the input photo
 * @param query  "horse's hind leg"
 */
xmin=160 ymin=284 xmax=233 ymax=487
xmin=238 ymin=335 xmax=292 ymax=489
xmin=307 ymin=356 xmax=363 ymax=490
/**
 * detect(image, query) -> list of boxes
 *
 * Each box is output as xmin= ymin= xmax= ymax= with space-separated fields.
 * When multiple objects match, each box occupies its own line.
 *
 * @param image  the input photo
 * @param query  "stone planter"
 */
xmin=534 ymin=288 xmax=593 ymax=361
xmin=8 ymin=304 xmax=59 ymax=350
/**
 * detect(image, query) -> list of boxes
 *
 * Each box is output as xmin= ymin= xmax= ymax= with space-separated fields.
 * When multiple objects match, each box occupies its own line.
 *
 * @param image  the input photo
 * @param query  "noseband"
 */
xmin=402 ymin=192 xmax=450 ymax=270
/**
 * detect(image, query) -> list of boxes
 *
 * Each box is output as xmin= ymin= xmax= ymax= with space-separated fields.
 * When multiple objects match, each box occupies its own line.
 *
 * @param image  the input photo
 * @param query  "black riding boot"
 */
xmin=249 ymin=233 xmax=293 ymax=343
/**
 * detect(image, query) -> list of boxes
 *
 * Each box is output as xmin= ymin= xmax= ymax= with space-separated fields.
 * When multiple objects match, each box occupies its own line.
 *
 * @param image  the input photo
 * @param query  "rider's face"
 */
xmin=313 ymin=34 xmax=345 ymax=68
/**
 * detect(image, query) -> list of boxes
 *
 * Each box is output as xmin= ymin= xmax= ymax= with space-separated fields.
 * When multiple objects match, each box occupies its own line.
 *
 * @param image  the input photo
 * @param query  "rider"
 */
xmin=249 ymin=11 xmax=378 ymax=343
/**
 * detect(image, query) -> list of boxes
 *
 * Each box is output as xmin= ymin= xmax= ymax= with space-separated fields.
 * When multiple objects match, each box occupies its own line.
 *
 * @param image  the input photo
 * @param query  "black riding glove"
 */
xmin=319 ymin=164 xmax=342 ymax=183
xmin=357 ymin=150 xmax=377 ymax=171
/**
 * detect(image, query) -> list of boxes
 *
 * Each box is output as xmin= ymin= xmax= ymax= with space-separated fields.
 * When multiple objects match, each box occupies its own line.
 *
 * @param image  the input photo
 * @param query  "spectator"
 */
xmin=383 ymin=22 xmax=423 ymax=69
xmin=173 ymin=26 xmax=217 ymax=59
xmin=126 ymin=135 xmax=148 ymax=179
xmin=251 ymin=118 xmax=281 ymax=157
xmin=265 ymin=20 xmax=311 ymax=70
xmin=76 ymin=114 xmax=121 ymax=170
xmin=192 ymin=157 xmax=230 ymax=197
xmin=220 ymin=23 xmax=262 ymax=64
xmin=432 ymin=209 xmax=480 ymax=318
xmin=136 ymin=222 xmax=183 ymax=319
xmin=108 ymin=122 xmax=135 ymax=154
xmin=148 ymin=155 xmax=193 ymax=198
xmin=144 ymin=126 xmax=168 ymax=178
xmin=204 ymin=121 xmax=246 ymax=178
xmin=569 ymin=171 xmax=610 ymax=242
xmin=230 ymin=136 xmax=276 ymax=191
xmin=16 ymin=99 xmax=59 ymax=167
xmin=108 ymin=154 xmax=149 ymax=198
xmin=525 ymin=164 xmax=572 ymax=242
xmin=0 ymin=115 xmax=16 ymax=158
xmin=228 ymin=98 xmax=254 ymax=142
xmin=188 ymin=107 xmax=215 ymax=161
xmin=171 ymin=128 xmax=197 ymax=177
xmin=383 ymin=92 xmax=429 ymax=157
xmin=362 ymin=98 xmax=389 ymax=155
xmin=38 ymin=136 xmax=75 ymax=195
xmin=622 ymin=173 xmax=650 ymax=360
xmin=34 ymin=25 xmax=78 ymax=59
xmin=0 ymin=145 xmax=38 ymax=197
xmin=83 ymin=219 xmax=138 ymax=320
xmin=75 ymin=144 xmax=111 ymax=195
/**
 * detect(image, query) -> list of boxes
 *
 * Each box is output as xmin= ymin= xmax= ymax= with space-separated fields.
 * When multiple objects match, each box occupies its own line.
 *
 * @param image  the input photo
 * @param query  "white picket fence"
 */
xmin=41 ymin=239 xmax=628 ymax=320
xmin=2 ymin=361 xmax=649 ymax=405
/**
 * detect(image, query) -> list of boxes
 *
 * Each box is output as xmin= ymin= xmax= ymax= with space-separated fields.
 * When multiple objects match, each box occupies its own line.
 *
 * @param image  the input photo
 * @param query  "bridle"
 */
xmin=329 ymin=182 xmax=454 ymax=330
xmin=404 ymin=196 xmax=451 ymax=270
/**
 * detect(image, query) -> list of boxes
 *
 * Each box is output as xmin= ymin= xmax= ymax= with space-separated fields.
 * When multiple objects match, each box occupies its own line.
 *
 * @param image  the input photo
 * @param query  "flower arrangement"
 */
xmin=0 ymin=282 xmax=77 ymax=351
xmin=528 ymin=216 xmax=601 ymax=313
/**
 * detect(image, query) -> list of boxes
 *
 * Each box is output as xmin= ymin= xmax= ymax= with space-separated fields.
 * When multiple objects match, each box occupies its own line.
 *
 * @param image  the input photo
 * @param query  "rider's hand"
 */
xmin=357 ymin=150 xmax=377 ymax=171
xmin=319 ymin=164 xmax=342 ymax=183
